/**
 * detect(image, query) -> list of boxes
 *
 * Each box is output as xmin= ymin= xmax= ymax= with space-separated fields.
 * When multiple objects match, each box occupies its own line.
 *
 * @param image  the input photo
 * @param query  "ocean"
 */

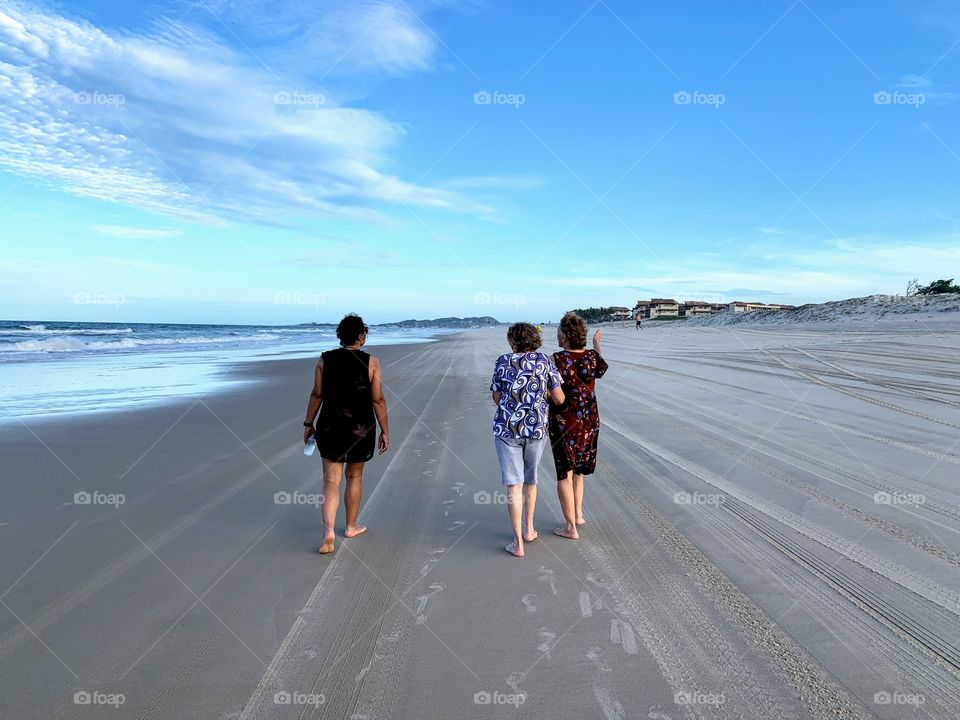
xmin=0 ymin=320 xmax=450 ymax=422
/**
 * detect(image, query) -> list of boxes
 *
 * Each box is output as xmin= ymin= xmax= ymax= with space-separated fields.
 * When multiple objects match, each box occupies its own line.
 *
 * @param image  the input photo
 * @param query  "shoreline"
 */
xmin=0 ymin=330 xmax=461 ymax=426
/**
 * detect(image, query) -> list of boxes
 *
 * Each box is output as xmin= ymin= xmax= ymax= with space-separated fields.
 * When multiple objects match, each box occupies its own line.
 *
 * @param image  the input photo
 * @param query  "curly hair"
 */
xmin=507 ymin=322 xmax=542 ymax=353
xmin=336 ymin=313 xmax=368 ymax=346
xmin=559 ymin=312 xmax=587 ymax=349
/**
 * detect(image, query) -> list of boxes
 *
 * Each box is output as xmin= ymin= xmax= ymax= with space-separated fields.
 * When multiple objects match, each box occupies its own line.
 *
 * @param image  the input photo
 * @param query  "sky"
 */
xmin=1 ymin=0 xmax=959 ymax=325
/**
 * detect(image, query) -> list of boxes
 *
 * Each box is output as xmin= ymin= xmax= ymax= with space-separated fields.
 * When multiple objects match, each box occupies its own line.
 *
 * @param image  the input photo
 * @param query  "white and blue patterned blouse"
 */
xmin=490 ymin=352 xmax=562 ymax=439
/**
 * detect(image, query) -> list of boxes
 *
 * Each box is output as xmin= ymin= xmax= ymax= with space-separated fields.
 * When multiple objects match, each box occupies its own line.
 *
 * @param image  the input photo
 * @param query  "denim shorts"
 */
xmin=494 ymin=435 xmax=546 ymax=486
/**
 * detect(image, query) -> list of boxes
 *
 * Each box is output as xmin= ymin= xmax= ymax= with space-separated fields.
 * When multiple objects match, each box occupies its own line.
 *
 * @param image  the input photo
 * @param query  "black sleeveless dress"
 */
xmin=316 ymin=348 xmax=377 ymax=463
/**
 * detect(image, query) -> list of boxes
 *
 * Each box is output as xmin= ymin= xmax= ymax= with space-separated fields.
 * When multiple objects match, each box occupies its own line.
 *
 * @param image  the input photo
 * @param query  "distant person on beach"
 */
xmin=635 ymin=315 xmax=642 ymax=330
xmin=303 ymin=314 xmax=389 ymax=554
xmin=491 ymin=323 xmax=564 ymax=557
xmin=549 ymin=313 xmax=608 ymax=539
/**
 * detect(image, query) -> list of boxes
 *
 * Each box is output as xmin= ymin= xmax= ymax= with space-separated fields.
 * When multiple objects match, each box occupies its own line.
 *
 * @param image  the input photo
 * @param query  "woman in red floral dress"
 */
xmin=549 ymin=312 xmax=608 ymax=539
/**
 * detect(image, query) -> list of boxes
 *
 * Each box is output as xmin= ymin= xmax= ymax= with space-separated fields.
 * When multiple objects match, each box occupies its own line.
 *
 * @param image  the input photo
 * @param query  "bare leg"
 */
xmin=320 ymin=460 xmax=342 ymax=553
xmin=505 ymin=484 xmax=524 ymax=556
xmin=522 ymin=484 xmax=538 ymax=541
xmin=573 ymin=473 xmax=585 ymax=525
xmin=554 ymin=471 xmax=579 ymax=539
xmin=343 ymin=462 xmax=367 ymax=538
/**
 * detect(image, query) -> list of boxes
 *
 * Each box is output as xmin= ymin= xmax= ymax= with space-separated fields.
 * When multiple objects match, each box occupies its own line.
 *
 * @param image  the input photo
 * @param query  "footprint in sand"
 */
xmin=538 ymin=566 xmax=557 ymax=595
xmin=447 ymin=520 xmax=465 ymax=531
xmin=646 ymin=705 xmax=672 ymax=720
xmin=415 ymin=583 xmax=446 ymax=624
xmin=586 ymin=573 xmax=606 ymax=589
xmin=355 ymin=660 xmax=372 ymax=688
xmin=505 ymin=672 xmax=524 ymax=694
xmin=537 ymin=627 xmax=556 ymax=657
xmin=578 ymin=591 xmax=593 ymax=618
xmin=593 ymin=687 xmax=625 ymax=720
xmin=521 ymin=594 xmax=537 ymax=612
xmin=419 ymin=548 xmax=447 ymax=577
xmin=609 ymin=619 xmax=638 ymax=655
xmin=586 ymin=647 xmax=612 ymax=672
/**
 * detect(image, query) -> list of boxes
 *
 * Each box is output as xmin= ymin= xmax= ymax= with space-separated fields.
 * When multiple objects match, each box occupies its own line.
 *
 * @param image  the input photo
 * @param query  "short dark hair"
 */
xmin=559 ymin=312 xmax=587 ymax=349
xmin=337 ymin=314 xmax=368 ymax=346
xmin=507 ymin=322 xmax=542 ymax=353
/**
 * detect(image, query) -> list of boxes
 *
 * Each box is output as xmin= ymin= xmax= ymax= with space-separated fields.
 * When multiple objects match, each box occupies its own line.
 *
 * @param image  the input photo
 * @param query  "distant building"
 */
xmin=631 ymin=297 xmax=794 ymax=319
xmin=632 ymin=298 xmax=679 ymax=319
xmin=651 ymin=299 xmax=679 ymax=318
xmin=609 ymin=306 xmax=631 ymax=320
xmin=679 ymin=302 xmax=715 ymax=317
xmin=729 ymin=302 xmax=792 ymax=313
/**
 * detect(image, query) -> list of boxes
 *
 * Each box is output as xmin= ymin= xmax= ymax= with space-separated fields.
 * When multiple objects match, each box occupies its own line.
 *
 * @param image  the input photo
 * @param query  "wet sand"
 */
xmin=2 ymin=325 xmax=959 ymax=719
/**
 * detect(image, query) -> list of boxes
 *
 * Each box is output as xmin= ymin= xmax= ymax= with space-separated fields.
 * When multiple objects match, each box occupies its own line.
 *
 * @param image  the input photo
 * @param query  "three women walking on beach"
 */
xmin=303 ymin=314 xmax=389 ymax=554
xmin=490 ymin=314 xmax=607 ymax=556
xmin=303 ymin=311 xmax=606 ymax=558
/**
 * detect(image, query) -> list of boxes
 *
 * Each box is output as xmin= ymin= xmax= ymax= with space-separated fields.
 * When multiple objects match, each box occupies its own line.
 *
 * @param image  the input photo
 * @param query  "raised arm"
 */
xmin=592 ymin=330 xmax=609 ymax=378
xmin=370 ymin=356 xmax=390 ymax=454
xmin=592 ymin=329 xmax=603 ymax=356
xmin=303 ymin=357 xmax=323 ymax=444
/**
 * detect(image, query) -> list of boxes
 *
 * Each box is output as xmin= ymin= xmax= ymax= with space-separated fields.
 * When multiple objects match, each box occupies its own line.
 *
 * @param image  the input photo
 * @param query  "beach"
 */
xmin=2 ymin=322 xmax=960 ymax=719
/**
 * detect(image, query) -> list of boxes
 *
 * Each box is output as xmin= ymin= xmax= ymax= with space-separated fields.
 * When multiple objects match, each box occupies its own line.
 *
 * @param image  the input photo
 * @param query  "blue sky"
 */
xmin=1 ymin=0 xmax=959 ymax=324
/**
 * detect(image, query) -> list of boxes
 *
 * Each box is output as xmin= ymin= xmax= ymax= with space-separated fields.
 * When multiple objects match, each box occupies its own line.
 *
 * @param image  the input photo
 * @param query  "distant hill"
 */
xmin=295 ymin=316 xmax=500 ymax=329
xmin=379 ymin=316 xmax=500 ymax=329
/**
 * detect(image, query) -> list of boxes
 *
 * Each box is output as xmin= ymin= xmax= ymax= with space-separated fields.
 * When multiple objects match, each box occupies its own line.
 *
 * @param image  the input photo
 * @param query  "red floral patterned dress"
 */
xmin=548 ymin=349 xmax=609 ymax=480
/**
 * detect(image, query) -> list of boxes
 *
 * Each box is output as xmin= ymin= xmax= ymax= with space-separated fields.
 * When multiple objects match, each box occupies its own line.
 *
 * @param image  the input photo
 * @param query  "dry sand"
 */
xmin=2 ymin=322 xmax=959 ymax=719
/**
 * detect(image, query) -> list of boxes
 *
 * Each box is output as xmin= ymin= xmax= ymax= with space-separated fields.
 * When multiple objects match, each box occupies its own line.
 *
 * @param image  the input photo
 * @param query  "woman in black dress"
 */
xmin=303 ymin=314 xmax=389 ymax=554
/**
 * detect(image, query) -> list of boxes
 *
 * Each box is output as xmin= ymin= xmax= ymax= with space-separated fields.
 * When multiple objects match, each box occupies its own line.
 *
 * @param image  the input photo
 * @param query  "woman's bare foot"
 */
xmin=344 ymin=525 xmax=367 ymax=538
xmin=505 ymin=541 xmax=524 ymax=557
xmin=318 ymin=533 xmax=336 ymax=554
xmin=576 ymin=517 xmax=586 ymax=526
xmin=553 ymin=526 xmax=579 ymax=540
xmin=523 ymin=530 xmax=538 ymax=542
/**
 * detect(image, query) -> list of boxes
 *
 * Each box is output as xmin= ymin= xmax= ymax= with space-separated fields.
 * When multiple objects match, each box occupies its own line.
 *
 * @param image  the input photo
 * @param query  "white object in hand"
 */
xmin=303 ymin=437 xmax=317 ymax=456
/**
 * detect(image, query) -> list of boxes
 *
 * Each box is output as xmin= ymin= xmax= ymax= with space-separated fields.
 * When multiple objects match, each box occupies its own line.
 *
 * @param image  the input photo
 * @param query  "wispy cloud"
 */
xmin=439 ymin=175 xmax=547 ymax=191
xmin=103 ymin=257 xmax=176 ymax=272
xmin=0 ymin=1 xmax=482 ymax=226
xmin=91 ymin=225 xmax=183 ymax=239
xmin=755 ymin=225 xmax=790 ymax=235
xmin=533 ymin=235 xmax=960 ymax=304
xmin=201 ymin=0 xmax=440 ymax=76
xmin=895 ymin=73 xmax=957 ymax=102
